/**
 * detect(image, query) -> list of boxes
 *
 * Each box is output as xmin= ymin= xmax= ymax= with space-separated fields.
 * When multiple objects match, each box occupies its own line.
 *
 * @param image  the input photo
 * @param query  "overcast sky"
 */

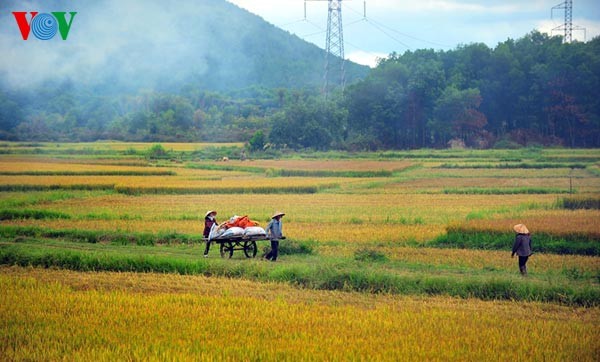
xmin=228 ymin=0 xmax=600 ymax=67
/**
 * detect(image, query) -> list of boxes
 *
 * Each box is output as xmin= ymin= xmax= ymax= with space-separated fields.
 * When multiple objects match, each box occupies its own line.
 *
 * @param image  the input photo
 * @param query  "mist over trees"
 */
xmin=0 ymin=0 xmax=598 ymax=150
xmin=0 ymin=0 xmax=368 ymax=92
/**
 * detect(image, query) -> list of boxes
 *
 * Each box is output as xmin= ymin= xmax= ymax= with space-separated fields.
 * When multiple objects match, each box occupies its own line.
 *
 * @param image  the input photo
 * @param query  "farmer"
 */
xmin=203 ymin=210 xmax=218 ymax=257
xmin=265 ymin=211 xmax=285 ymax=262
xmin=511 ymin=223 xmax=532 ymax=276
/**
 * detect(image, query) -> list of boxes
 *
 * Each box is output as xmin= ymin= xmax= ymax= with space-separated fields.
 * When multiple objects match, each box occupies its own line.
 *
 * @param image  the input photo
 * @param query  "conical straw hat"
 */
xmin=271 ymin=211 xmax=285 ymax=219
xmin=513 ymin=224 xmax=529 ymax=234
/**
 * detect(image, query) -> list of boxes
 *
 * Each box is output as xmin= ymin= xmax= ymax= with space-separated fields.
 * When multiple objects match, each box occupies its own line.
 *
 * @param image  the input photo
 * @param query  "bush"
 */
xmin=493 ymin=139 xmax=522 ymax=149
xmin=354 ymin=248 xmax=387 ymax=262
xmin=560 ymin=197 xmax=600 ymax=210
xmin=263 ymin=239 xmax=314 ymax=256
xmin=248 ymin=130 xmax=266 ymax=151
xmin=0 ymin=209 xmax=70 ymax=220
xmin=146 ymin=144 xmax=170 ymax=160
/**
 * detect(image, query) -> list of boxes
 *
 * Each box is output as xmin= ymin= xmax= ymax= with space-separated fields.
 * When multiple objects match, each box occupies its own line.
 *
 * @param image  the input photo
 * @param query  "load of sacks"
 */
xmin=208 ymin=215 xmax=267 ymax=241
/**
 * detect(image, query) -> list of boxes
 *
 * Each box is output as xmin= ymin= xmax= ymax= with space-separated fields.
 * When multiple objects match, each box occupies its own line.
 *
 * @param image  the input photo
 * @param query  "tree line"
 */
xmin=1 ymin=31 xmax=598 ymax=149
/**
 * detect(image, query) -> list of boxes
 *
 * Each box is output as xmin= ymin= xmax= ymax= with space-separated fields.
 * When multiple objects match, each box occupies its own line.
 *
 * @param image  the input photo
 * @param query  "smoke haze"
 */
xmin=0 ymin=0 xmax=305 ymax=91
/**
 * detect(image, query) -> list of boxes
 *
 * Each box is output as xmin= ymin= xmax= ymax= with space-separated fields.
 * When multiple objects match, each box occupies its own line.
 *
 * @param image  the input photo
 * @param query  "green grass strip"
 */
xmin=559 ymin=196 xmax=600 ymax=210
xmin=0 ymin=225 xmax=197 ymax=246
xmin=0 ymin=225 xmax=315 ymax=257
xmin=0 ymin=209 xmax=71 ymax=220
xmin=185 ymin=163 xmax=266 ymax=173
xmin=267 ymin=169 xmax=394 ymax=177
xmin=0 ymin=241 xmax=597 ymax=307
xmin=428 ymin=227 xmax=599 ymax=256
xmin=0 ymin=184 xmax=115 ymax=192
xmin=114 ymin=184 xmax=336 ymax=195
xmin=442 ymin=187 xmax=572 ymax=195
xmin=0 ymin=171 xmax=176 ymax=176
xmin=438 ymin=163 xmax=588 ymax=169
xmin=187 ymin=163 xmax=396 ymax=178
xmin=0 ymin=184 xmax=338 ymax=195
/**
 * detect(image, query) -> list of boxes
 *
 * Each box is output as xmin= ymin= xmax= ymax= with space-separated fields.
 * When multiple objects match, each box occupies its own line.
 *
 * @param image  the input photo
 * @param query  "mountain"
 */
xmin=0 ymin=0 xmax=369 ymax=93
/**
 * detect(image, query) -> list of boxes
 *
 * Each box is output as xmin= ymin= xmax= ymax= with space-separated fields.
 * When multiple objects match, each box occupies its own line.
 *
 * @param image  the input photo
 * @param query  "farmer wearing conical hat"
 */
xmin=511 ymin=224 xmax=532 ymax=276
xmin=203 ymin=210 xmax=218 ymax=257
xmin=265 ymin=212 xmax=285 ymax=262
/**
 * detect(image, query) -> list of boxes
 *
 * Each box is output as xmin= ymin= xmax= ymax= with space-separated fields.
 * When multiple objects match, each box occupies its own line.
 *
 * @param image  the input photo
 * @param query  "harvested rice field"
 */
xmin=0 ymin=142 xmax=598 ymax=360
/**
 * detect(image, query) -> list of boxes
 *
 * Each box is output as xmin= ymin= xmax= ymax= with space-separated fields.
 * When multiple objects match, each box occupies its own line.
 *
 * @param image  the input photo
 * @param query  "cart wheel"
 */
xmin=220 ymin=242 xmax=233 ymax=258
xmin=243 ymin=241 xmax=257 ymax=258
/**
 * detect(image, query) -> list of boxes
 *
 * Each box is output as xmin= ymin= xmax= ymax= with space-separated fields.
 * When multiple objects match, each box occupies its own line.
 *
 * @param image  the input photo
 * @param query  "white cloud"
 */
xmin=346 ymin=50 xmax=388 ymax=67
xmin=536 ymin=18 xmax=600 ymax=42
xmin=412 ymin=1 xmax=518 ymax=13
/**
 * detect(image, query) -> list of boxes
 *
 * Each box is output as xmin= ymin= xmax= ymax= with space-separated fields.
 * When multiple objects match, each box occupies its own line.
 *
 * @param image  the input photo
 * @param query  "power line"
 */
xmin=276 ymin=18 xmax=309 ymax=28
xmin=302 ymin=29 xmax=326 ymax=38
xmin=305 ymin=18 xmax=325 ymax=31
xmin=300 ymin=18 xmax=326 ymax=38
xmin=364 ymin=18 xmax=412 ymax=50
xmin=342 ymin=2 xmax=451 ymax=49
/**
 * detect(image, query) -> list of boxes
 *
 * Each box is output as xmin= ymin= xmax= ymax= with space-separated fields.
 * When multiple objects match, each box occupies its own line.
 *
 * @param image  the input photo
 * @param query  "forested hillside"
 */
xmin=0 ymin=0 xmax=368 ymax=92
xmin=0 ymin=15 xmax=598 ymax=149
xmin=344 ymin=31 xmax=600 ymax=149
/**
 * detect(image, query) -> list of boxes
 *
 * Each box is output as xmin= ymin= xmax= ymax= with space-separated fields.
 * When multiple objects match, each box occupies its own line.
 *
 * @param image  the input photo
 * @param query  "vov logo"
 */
xmin=12 ymin=12 xmax=77 ymax=40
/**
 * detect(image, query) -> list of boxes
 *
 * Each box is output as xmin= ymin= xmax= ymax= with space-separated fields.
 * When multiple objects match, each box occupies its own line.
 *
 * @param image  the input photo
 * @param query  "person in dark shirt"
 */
xmin=203 ymin=210 xmax=218 ymax=257
xmin=512 ymin=224 xmax=532 ymax=276
xmin=265 ymin=211 xmax=285 ymax=262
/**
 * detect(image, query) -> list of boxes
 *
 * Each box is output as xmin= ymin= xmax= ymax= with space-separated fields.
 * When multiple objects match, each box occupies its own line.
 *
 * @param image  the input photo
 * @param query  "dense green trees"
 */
xmin=0 ymin=31 xmax=598 ymax=149
xmin=344 ymin=31 xmax=599 ymax=148
xmin=270 ymin=95 xmax=347 ymax=150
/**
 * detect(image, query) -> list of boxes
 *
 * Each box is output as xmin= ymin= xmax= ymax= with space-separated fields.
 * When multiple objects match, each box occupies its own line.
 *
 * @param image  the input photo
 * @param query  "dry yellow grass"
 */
xmin=2 ymin=218 xmax=443 ymax=243
xmin=318 ymin=245 xmax=600 ymax=274
xmin=0 ymin=159 xmax=155 ymax=173
xmin=0 ymin=175 xmax=345 ymax=190
xmin=460 ymin=210 xmax=600 ymax=238
xmin=0 ymin=148 xmax=599 ymax=360
xmin=382 ymin=177 xmax=600 ymax=193
xmin=14 ymin=193 xmax=564 ymax=243
xmin=0 ymin=141 xmax=243 ymax=151
xmin=227 ymin=159 xmax=414 ymax=171
xmin=32 ymin=193 xmax=559 ymax=223
xmin=114 ymin=175 xmax=344 ymax=189
xmin=408 ymin=167 xmax=593 ymax=178
xmin=1 ymin=266 xmax=598 ymax=361
xmin=6 ymin=191 xmax=584 ymax=244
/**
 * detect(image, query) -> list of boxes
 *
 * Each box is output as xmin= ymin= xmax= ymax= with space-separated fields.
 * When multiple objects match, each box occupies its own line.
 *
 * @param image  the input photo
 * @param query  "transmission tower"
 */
xmin=324 ymin=0 xmax=345 ymax=95
xmin=551 ymin=0 xmax=586 ymax=43
xmin=305 ymin=0 xmax=346 ymax=96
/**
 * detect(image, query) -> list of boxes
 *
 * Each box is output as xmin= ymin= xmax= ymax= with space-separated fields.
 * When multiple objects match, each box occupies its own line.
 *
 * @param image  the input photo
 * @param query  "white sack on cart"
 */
xmin=219 ymin=227 xmax=245 ymax=239
xmin=244 ymin=226 xmax=266 ymax=238
xmin=208 ymin=223 xmax=225 ymax=241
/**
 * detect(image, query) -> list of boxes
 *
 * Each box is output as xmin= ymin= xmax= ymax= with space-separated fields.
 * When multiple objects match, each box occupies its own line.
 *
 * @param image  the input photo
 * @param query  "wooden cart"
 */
xmin=206 ymin=235 xmax=267 ymax=258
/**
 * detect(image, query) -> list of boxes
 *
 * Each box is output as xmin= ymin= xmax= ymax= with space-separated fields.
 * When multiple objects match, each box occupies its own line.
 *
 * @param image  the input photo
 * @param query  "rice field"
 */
xmin=1 ymin=266 xmax=598 ymax=361
xmin=226 ymin=159 xmax=414 ymax=171
xmin=0 ymin=142 xmax=599 ymax=360
xmin=0 ymin=141 xmax=243 ymax=152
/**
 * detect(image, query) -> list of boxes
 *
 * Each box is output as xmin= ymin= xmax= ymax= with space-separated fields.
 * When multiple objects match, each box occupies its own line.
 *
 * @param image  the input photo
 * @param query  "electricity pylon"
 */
xmin=305 ymin=0 xmax=346 ymax=96
xmin=324 ymin=0 xmax=345 ymax=95
xmin=551 ymin=0 xmax=586 ymax=43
